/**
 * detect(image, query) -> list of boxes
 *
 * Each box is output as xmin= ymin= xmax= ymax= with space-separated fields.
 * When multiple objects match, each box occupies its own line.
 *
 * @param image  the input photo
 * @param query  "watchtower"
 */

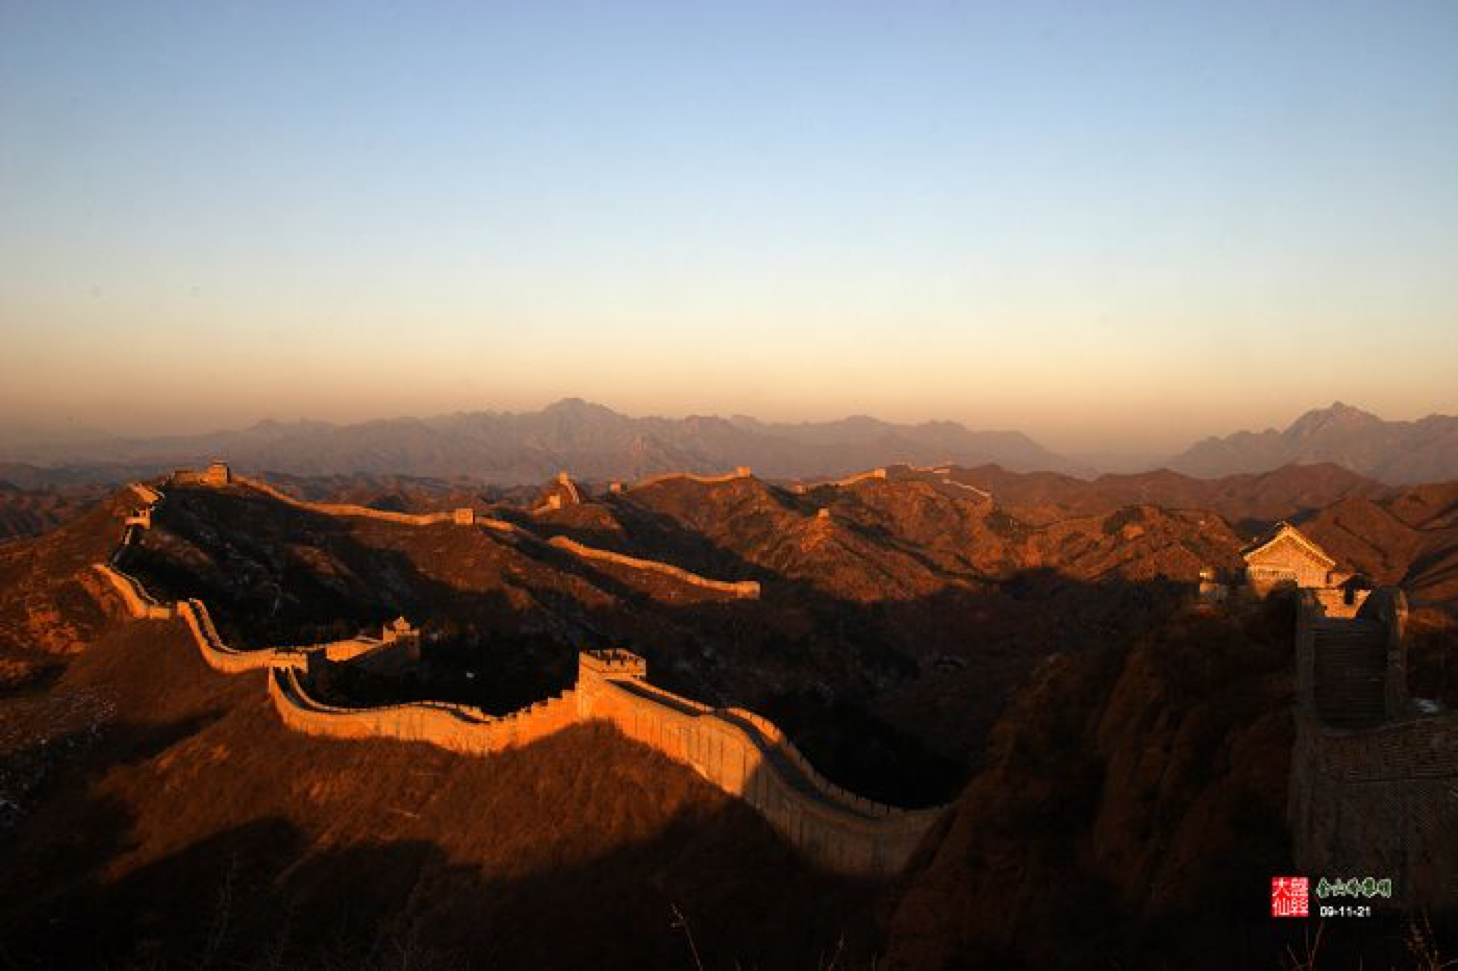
xmin=578 ymin=648 xmax=647 ymax=682
xmin=382 ymin=616 xmax=421 ymax=664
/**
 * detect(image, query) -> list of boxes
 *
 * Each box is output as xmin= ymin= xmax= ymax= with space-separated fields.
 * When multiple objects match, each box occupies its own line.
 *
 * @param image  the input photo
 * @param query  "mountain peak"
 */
xmin=1288 ymin=402 xmax=1381 ymax=437
xmin=1170 ymin=402 xmax=1458 ymax=484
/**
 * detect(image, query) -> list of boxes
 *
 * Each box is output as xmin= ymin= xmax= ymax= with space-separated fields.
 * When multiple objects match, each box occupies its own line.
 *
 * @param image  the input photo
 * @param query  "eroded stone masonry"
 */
xmin=95 ymin=466 xmax=941 ymax=877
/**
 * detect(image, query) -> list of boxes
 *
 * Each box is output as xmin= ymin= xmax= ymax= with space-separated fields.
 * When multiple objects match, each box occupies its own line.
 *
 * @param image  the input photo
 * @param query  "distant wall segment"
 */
xmin=185 ymin=469 xmax=758 ymax=600
xmin=547 ymin=536 xmax=760 ymax=599
xmin=628 ymin=467 xmax=753 ymax=491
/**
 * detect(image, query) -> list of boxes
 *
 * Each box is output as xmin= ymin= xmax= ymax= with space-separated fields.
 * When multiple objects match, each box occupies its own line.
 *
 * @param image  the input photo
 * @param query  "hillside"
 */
xmin=119 ymin=472 xmax=1257 ymax=803
xmin=0 ymin=481 xmax=104 ymax=543
xmin=5 ymin=469 xmax=1457 ymax=967
xmin=1294 ymin=480 xmax=1458 ymax=604
xmin=0 ymin=619 xmax=874 ymax=969
xmin=882 ymin=595 xmax=1447 ymax=970
xmin=945 ymin=461 xmax=1392 ymax=532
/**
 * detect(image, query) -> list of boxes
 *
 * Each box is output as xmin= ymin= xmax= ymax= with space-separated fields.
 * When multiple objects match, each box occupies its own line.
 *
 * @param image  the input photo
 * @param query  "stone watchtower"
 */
xmin=575 ymin=649 xmax=647 ymax=721
xmin=202 ymin=462 xmax=232 ymax=486
xmin=382 ymin=616 xmax=421 ymax=664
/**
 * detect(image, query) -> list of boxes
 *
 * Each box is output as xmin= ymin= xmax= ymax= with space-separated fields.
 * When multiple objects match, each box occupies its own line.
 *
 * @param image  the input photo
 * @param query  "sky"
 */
xmin=2 ymin=1 xmax=1456 ymax=457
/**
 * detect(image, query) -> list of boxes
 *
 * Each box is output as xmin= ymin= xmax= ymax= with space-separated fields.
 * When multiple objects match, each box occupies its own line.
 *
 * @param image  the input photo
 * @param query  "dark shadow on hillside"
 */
xmin=0 ymin=728 xmax=882 ymax=971
xmin=0 ymin=712 xmax=227 ymax=918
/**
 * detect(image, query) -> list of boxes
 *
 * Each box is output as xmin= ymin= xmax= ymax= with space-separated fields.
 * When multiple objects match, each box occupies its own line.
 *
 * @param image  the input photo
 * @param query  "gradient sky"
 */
xmin=2 ymin=1 xmax=1456 ymax=455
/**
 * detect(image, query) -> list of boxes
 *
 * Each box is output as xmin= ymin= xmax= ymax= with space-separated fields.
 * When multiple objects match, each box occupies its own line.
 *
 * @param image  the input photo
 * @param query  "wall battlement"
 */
xmin=95 ymin=478 xmax=938 ymax=877
xmin=578 ymin=648 xmax=648 ymax=680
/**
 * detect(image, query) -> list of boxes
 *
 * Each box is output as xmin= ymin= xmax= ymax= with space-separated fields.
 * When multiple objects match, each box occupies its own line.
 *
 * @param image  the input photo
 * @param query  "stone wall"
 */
xmin=199 ymin=469 xmax=758 ymax=594
xmin=829 ymin=468 xmax=888 ymax=488
xmin=627 ymin=467 xmax=753 ymax=491
xmin=93 ymin=563 xmax=173 ymax=621
xmin=231 ymin=477 xmax=462 ymax=526
xmin=573 ymin=652 xmax=944 ymax=876
xmin=555 ymin=471 xmax=582 ymax=505
xmin=1289 ymin=589 xmax=1458 ymax=909
xmin=1311 ymin=587 xmax=1371 ymax=619
xmin=269 ymin=666 xmax=579 ymax=756
xmin=546 ymin=536 xmax=761 ymax=600
xmin=175 ymin=598 xmax=310 ymax=674
xmin=95 ymin=477 xmax=938 ymax=877
xmin=936 ymin=478 xmax=992 ymax=499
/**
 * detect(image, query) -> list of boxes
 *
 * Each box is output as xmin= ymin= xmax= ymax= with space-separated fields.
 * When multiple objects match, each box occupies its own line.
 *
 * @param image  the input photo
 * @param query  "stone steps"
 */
xmin=1313 ymin=627 xmax=1387 ymax=729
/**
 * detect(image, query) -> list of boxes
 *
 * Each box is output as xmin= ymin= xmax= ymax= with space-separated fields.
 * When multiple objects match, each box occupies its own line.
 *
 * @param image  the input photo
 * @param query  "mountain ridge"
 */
xmin=1170 ymin=402 xmax=1458 ymax=484
xmin=0 ymin=398 xmax=1086 ymax=484
xmin=5 ymin=399 xmax=1457 ymax=486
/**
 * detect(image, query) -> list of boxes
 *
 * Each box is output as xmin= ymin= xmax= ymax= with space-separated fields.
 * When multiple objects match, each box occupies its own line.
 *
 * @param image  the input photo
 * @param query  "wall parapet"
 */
xmin=546 ymin=536 xmax=760 ymax=599
xmin=829 ymin=468 xmax=888 ymax=488
xmin=94 ymin=563 xmax=172 ymax=620
xmin=575 ymin=665 xmax=945 ymax=875
xmin=270 ymin=665 xmax=579 ymax=756
xmin=627 ymin=468 xmax=753 ymax=491
xmin=176 ymin=599 xmax=309 ymax=674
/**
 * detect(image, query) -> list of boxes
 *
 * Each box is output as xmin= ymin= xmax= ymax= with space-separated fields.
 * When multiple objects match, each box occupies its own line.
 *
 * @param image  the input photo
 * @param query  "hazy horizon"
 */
xmin=3 ymin=2 xmax=1456 ymax=455
xmin=0 ymin=395 xmax=1448 ymax=469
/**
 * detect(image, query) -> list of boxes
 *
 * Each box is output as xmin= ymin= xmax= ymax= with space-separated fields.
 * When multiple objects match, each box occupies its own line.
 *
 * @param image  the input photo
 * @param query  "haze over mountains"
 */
xmin=1170 ymin=402 xmax=1458 ymax=484
xmin=2 ymin=399 xmax=1456 ymax=486
xmin=0 ymin=399 xmax=1079 ymax=484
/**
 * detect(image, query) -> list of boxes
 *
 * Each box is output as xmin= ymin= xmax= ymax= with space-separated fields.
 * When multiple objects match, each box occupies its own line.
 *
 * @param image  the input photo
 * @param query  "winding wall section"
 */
xmin=93 ymin=472 xmax=940 ymax=876
xmin=230 ymin=474 xmax=758 ymax=599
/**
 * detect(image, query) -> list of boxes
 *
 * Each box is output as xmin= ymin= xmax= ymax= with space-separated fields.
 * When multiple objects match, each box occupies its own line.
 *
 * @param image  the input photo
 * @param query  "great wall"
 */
xmin=210 ymin=465 xmax=761 ymax=600
xmin=93 ymin=463 xmax=1458 ymax=893
xmin=1288 ymin=586 xmax=1458 ymax=908
xmin=627 ymin=467 xmax=754 ymax=491
xmin=93 ymin=464 xmax=944 ymax=877
xmin=545 ymin=536 xmax=760 ymax=599
xmin=788 ymin=464 xmax=994 ymax=500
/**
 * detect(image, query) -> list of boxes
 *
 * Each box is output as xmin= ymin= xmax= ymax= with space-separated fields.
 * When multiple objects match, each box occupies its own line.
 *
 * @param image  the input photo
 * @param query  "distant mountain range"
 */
xmin=0 ymin=398 xmax=1081 ymax=485
xmin=1168 ymin=402 xmax=1458 ymax=484
xmin=2 ymin=399 xmax=1454 ymax=486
